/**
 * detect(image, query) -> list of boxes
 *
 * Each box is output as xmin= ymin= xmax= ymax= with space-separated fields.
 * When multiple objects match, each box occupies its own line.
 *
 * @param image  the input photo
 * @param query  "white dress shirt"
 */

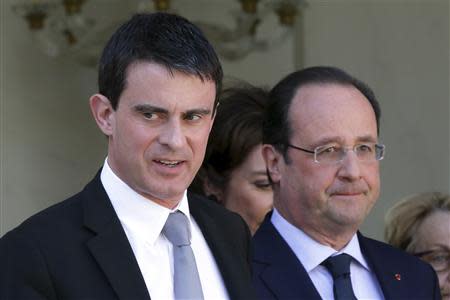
xmin=271 ymin=208 xmax=385 ymax=300
xmin=101 ymin=159 xmax=229 ymax=300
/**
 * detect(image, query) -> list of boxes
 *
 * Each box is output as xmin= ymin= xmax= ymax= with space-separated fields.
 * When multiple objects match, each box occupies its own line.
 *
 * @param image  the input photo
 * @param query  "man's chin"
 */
xmin=328 ymin=209 xmax=366 ymax=229
xmin=138 ymin=186 xmax=187 ymax=207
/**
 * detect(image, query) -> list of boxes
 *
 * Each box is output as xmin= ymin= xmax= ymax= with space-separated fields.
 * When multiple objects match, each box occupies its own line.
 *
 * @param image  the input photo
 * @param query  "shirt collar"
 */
xmin=271 ymin=208 xmax=370 ymax=271
xmin=100 ymin=158 xmax=192 ymax=245
xmin=339 ymin=234 xmax=370 ymax=270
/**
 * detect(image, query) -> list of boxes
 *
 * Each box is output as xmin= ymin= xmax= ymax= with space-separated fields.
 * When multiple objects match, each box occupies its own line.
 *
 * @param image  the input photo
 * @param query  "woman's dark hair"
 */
xmin=190 ymin=84 xmax=268 ymax=195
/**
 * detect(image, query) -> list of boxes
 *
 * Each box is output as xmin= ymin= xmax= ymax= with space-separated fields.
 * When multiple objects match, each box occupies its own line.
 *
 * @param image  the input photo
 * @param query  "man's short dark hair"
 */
xmin=98 ymin=13 xmax=223 ymax=110
xmin=263 ymin=66 xmax=381 ymax=160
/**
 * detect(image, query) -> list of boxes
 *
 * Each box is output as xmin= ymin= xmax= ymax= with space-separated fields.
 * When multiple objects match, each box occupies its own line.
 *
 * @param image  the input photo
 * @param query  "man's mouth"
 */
xmin=155 ymin=160 xmax=183 ymax=167
xmin=334 ymin=192 xmax=364 ymax=196
xmin=329 ymin=185 xmax=368 ymax=196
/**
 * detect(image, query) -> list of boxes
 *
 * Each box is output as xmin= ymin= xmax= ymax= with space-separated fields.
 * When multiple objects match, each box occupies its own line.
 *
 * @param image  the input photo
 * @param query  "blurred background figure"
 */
xmin=190 ymin=84 xmax=273 ymax=234
xmin=385 ymin=192 xmax=450 ymax=299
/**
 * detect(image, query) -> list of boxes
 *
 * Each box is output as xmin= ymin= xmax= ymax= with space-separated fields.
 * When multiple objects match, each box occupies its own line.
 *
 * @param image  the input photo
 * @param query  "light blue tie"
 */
xmin=162 ymin=211 xmax=204 ymax=300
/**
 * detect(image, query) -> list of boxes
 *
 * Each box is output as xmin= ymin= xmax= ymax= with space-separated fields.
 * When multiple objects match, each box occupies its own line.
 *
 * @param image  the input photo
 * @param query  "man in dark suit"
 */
xmin=0 ymin=13 xmax=253 ymax=300
xmin=252 ymin=66 xmax=441 ymax=300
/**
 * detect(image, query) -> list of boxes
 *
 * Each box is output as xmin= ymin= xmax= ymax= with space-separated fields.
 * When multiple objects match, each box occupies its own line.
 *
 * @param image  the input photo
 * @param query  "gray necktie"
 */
xmin=162 ymin=211 xmax=204 ymax=300
xmin=321 ymin=253 xmax=358 ymax=300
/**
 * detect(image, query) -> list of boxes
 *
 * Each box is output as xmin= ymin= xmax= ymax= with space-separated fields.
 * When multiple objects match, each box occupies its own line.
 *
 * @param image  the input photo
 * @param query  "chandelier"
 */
xmin=12 ymin=0 xmax=305 ymax=66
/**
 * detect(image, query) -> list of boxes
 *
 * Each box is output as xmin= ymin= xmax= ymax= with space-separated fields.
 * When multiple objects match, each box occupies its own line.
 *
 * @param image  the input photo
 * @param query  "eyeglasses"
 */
xmin=286 ymin=142 xmax=385 ymax=164
xmin=414 ymin=249 xmax=450 ymax=272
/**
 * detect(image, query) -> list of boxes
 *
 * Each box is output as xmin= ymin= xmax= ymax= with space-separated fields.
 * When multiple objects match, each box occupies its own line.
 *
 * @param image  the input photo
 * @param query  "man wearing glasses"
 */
xmin=252 ymin=66 xmax=440 ymax=300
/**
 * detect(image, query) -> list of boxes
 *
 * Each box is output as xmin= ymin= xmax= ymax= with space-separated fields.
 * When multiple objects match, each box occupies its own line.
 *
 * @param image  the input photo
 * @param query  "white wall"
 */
xmin=298 ymin=0 xmax=450 ymax=240
xmin=0 ymin=0 xmax=107 ymax=235
xmin=172 ymin=0 xmax=296 ymax=87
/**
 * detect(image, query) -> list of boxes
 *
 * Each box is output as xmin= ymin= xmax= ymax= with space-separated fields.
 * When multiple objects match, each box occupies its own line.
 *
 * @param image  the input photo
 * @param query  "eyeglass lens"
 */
xmin=315 ymin=144 xmax=384 ymax=163
xmin=416 ymin=250 xmax=450 ymax=272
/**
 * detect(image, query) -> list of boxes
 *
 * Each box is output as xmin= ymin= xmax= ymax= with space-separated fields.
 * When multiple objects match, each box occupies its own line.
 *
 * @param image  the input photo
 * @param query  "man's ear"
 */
xmin=89 ymin=94 xmax=114 ymax=136
xmin=262 ymin=144 xmax=282 ymax=183
xmin=209 ymin=102 xmax=219 ymax=133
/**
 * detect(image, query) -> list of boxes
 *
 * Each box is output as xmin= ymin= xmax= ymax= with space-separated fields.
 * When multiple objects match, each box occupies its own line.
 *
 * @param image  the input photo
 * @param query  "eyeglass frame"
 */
xmin=414 ymin=249 xmax=450 ymax=272
xmin=285 ymin=142 xmax=386 ymax=164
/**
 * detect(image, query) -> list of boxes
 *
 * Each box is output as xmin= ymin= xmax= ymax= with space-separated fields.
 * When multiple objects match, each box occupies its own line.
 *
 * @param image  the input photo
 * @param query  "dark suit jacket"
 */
xmin=252 ymin=212 xmax=441 ymax=300
xmin=0 ymin=171 xmax=254 ymax=300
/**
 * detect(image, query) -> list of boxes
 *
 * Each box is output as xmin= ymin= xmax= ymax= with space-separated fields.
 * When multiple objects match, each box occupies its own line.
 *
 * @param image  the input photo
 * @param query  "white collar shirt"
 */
xmin=271 ymin=208 xmax=385 ymax=300
xmin=101 ymin=159 xmax=229 ymax=300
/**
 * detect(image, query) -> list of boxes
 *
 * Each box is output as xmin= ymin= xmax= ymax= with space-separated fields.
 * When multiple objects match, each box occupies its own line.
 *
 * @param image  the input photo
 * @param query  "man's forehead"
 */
xmin=288 ymin=83 xmax=377 ymax=140
xmin=125 ymin=60 xmax=214 ymax=85
xmin=121 ymin=61 xmax=216 ymax=102
xmin=293 ymin=82 xmax=362 ymax=101
xmin=290 ymin=83 xmax=371 ymax=115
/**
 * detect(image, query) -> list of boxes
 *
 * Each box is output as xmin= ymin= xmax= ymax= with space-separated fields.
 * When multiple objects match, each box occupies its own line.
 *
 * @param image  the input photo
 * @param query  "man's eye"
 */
xmin=357 ymin=144 xmax=373 ymax=152
xmin=143 ymin=112 xmax=158 ymax=120
xmin=185 ymin=114 xmax=201 ymax=121
xmin=322 ymin=146 xmax=338 ymax=154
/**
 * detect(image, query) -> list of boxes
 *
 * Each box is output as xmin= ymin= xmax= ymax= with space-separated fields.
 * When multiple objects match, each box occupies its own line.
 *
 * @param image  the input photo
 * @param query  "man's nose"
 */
xmin=158 ymin=119 xmax=185 ymax=149
xmin=337 ymin=150 xmax=361 ymax=181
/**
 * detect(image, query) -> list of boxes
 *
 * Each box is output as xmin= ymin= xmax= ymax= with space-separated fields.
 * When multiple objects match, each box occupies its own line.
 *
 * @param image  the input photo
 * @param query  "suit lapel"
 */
xmin=252 ymin=214 xmax=322 ymax=300
xmin=358 ymin=232 xmax=407 ymax=300
xmin=82 ymin=173 xmax=151 ymax=300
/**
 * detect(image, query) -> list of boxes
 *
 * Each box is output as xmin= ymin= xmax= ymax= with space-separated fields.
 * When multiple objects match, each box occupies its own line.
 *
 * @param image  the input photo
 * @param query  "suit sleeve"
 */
xmin=0 ymin=230 xmax=57 ymax=300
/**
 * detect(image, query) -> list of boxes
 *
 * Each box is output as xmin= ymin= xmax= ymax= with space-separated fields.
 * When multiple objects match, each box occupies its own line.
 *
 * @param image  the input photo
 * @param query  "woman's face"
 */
xmin=414 ymin=210 xmax=450 ymax=299
xmin=222 ymin=145 xmax=273 ymax=235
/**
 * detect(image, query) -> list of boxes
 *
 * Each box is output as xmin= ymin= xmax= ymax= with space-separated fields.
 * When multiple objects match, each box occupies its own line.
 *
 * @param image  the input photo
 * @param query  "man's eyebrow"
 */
xmin=356 ymin=135 xmax=378 ymax=143
xmin=310 ymin=136 xmax=343 ymax=147
xmin=133 ymin=104 xmax=168 ymax=114
xmin=133 ymin=105 xmax=212 ymax=117
xmin=184 ymin=108 xmax=212 ymax=116
xmin=311 ymin=135 xmax=378 ymax=147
